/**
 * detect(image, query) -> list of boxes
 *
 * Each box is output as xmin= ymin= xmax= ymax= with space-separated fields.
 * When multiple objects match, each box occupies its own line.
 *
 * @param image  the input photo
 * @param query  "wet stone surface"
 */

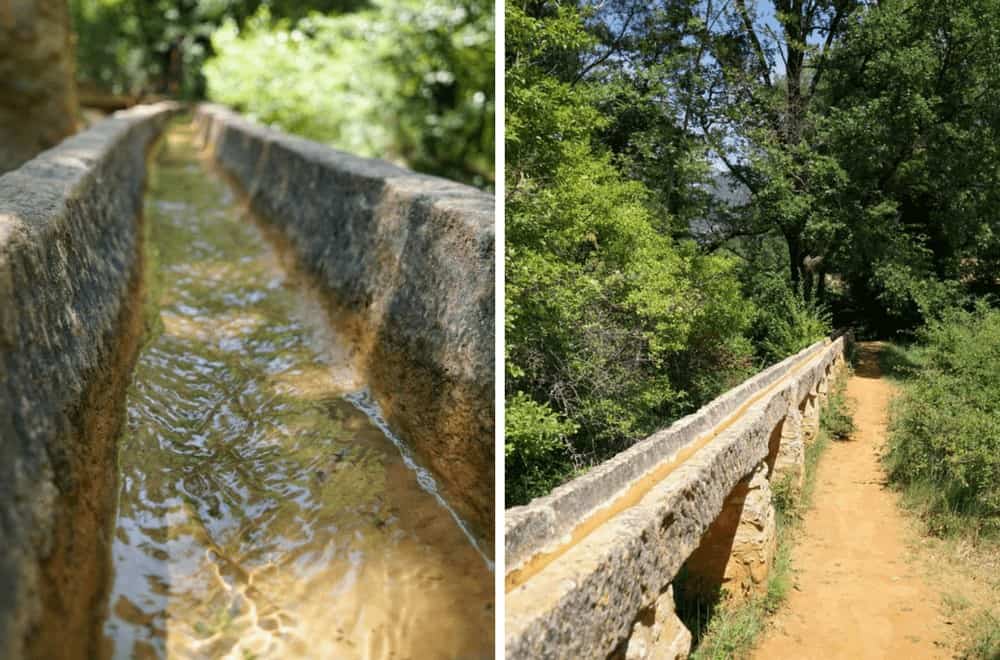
xmin=100 ymin=123 xmax=492 ymax=659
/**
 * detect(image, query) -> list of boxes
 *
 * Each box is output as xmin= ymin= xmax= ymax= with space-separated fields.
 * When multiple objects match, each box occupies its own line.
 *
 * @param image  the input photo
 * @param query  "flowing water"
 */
xmin=100 ymin=123 xmax=493 ymax=659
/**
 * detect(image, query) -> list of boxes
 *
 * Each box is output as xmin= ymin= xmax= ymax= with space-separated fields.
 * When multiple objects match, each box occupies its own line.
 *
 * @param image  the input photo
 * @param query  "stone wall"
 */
xmin=0 ymin=0 xmax=79 ymax=174
xmin=506 ymin=339 xmax=836 ymax=577
xmin=0 ymin=102 xmax=178 ymax=658
xmin=505 ymin=335 xmax=850 ymax=658
xmin=193 ymin=104 xmax=496 ymax=539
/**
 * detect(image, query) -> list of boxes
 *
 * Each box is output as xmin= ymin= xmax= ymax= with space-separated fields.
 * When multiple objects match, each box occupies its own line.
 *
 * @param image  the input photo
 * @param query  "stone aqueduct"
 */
xmin=0 ymin=104 xmax=495 ymax=657
xmin=505 ymin=334 xmax=850 ymax=658
xmin=0 ymin=97 xmax=852 ymax=659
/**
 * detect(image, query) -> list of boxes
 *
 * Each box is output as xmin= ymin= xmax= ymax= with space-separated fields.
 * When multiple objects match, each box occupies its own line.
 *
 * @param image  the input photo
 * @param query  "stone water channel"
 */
xmin=505 ymin=335 xmax=848 ymax=658
xmin=99 ymin=122 xmax=492 ymax=659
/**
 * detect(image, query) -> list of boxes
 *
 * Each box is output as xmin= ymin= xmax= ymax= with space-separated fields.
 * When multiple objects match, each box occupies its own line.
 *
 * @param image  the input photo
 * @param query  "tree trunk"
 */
xmin=786 ymin=231 xmax=803 ymax=293
xmin=0 ymin=0 xmax=78 ymax=174
xmin=816 ymin=266 xmax=827 ymax=304
xmin=781 ymin=0 xmax=806 ymax=145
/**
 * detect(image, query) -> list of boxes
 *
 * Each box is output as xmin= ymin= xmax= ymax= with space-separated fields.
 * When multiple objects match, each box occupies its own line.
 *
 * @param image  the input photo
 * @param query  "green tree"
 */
xmin=820 ymin=0 xmax=1000 ymax=331
xmin=670 ymin=0 xmax=863 ymax=302
xmin=506 ymin=1 xmax=753 ymax=505
xmin=668 ymin=0 xmax=1000 ymax=333
xmin=69 ymin=0 xmax=493 ymax=185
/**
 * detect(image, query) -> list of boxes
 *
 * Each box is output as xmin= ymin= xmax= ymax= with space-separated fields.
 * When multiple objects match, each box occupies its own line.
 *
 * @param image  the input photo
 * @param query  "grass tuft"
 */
xmin=965 ymin=611 xmax=1000 ymax=660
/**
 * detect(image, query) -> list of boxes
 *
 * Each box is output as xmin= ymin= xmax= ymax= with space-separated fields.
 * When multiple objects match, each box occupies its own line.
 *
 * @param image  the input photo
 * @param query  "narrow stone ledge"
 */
xmin=0 ymin=102 xmax=179 ymax=659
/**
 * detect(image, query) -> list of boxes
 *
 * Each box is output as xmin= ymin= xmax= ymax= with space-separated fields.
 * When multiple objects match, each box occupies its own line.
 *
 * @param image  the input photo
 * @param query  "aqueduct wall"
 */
xmin=0 ymin=102 xmax=495 ymax=657
xmin=194 ymin=105 xmax=495 ymax=535
xmin=0 ymin=102 xmax=179 ymax=658
xmin=505 ymin=335 xmax=850 ymax=658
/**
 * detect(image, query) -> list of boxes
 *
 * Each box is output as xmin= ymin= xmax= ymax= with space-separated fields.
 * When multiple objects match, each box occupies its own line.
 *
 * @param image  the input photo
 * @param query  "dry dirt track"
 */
xmin=753 ymin=342 xmax=950 ymax=660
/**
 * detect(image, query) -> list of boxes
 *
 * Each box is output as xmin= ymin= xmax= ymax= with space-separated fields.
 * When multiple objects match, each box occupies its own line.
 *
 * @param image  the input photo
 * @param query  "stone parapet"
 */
xmin=0 ymin=102 xmax=178 ymax=659
xmin=506 ymin=334 xmax=849 ymax=658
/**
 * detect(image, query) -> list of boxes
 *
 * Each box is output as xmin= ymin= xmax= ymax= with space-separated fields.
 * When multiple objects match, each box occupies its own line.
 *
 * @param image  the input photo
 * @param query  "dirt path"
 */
xmin=753 ymin=342 xmax=950 ymax=659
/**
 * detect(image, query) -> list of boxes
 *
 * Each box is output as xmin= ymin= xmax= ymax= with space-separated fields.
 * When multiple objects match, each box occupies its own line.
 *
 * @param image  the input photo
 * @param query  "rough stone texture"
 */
xmin=506 ymin=340 xmax=832 ymax=575
xmin=505 ymin=336 xmax=848 ymax=659
xmin=192 ymin=104 xmax=495 ymax=538
xmin=770 ymin=407 xmax=804 ymax=491
xmin=817 ymin=373 xmax=830 ymax=407
xmin=618 ymin=586 xmax=690 ymax=660
xmin=801 ymin=392 xmax=820 ymax=442
xmin=0 ymin=102 xmax=177 ymax=659
xmin=0 ymin=0 xmax=78 ymax=174
xmin=684 ymin=461 xmax=776 ymax=605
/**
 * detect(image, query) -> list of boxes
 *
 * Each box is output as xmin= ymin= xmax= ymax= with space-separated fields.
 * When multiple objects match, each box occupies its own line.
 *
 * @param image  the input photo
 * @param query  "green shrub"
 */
xmin=71 ymin=0 xmax=493 ymax=185
xmin=70 ymin=0 xmax=371 ymax=99
xmin=886 ymin=304 xmax=1000 ymax=537
xmin=505 ymin=392 xmax=577 ymax=506
xmin=966 ymin=611 xmax=1000 ymax=660
xmin=204 ymin=0 xmax=494 ymax=187
xmin=747 ymin=275 xmax=832 ymax=365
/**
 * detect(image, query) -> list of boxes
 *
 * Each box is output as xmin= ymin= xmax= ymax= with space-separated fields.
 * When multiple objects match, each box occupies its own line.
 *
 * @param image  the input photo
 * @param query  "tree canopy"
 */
xmin=506 ymin=0 xmax=1000 ymax=505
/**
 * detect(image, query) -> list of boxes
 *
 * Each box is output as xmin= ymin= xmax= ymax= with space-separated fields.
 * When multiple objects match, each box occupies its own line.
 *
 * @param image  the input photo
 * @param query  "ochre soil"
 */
xmin=753 ymin=342 xmax=951 ymax=659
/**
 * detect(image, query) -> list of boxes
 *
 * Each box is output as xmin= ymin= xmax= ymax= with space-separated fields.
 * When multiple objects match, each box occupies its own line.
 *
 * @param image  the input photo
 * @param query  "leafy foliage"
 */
xmin=819 ymin=0 xmax=1000 ymax=333
xmin=504 ymin=393 xmax=578 ymax=506
xmin=70 ymin=0 xmax=493 ymax=186
xmin=204 ymin=0 xmax=494 ymax=186
xmin=746 ymin=273 xmax=832 ymax=365
xmin=886 ymin=305 xmax=1000 ymax=538
xmin=505 ymin=1 xmax=756 ymax=506
xmin=605 ymin=0 xmax=1000 ymax=335
xmin=70 ymin=0 xmax=367 ymax=98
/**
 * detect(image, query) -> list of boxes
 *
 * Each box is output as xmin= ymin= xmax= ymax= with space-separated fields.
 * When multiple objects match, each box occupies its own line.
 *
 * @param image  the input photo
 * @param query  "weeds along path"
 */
xmin=753 ymin=342 xmax=950 ymax=659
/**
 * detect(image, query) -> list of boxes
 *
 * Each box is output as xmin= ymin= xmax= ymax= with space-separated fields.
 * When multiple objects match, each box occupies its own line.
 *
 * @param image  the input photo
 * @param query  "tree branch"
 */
xmin=703 ymin=225 xmax=775 ymax=252
xmin=572 ymin=4 xmax=639 ymax=85
xmin=807 ymin=1 xmax=849 ymax=101
xmin=735 ymin=0 xmax=772 ymax=87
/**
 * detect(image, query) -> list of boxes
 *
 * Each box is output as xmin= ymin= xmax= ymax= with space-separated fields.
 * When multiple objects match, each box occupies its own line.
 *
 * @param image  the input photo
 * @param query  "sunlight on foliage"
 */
xmin=886 ymin=305 xmax=1000 ymax=539
xmin=204 ymin=0 xmax=493 ymax=186
xmin=505 ymin=1 xmax=755 ymax=505
xmin=70 ymin=0 xmax=493 ymax=186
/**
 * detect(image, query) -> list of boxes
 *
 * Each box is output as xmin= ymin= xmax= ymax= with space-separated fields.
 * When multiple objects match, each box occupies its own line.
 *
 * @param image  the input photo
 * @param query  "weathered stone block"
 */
xmin=619 ymin=586 xmax=691 ymax=660
xmin=771 ymin=407 xmax=804 ymax=491
xmin=0 ymin=103 xmax=177 ymax=659
xmin=683 ymin=462 xmax=776 ymax=605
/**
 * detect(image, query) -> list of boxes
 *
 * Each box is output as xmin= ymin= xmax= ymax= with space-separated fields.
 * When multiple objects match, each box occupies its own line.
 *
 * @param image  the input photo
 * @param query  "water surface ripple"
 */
xmin=101 ymin=124 xmax=493 ymax=659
